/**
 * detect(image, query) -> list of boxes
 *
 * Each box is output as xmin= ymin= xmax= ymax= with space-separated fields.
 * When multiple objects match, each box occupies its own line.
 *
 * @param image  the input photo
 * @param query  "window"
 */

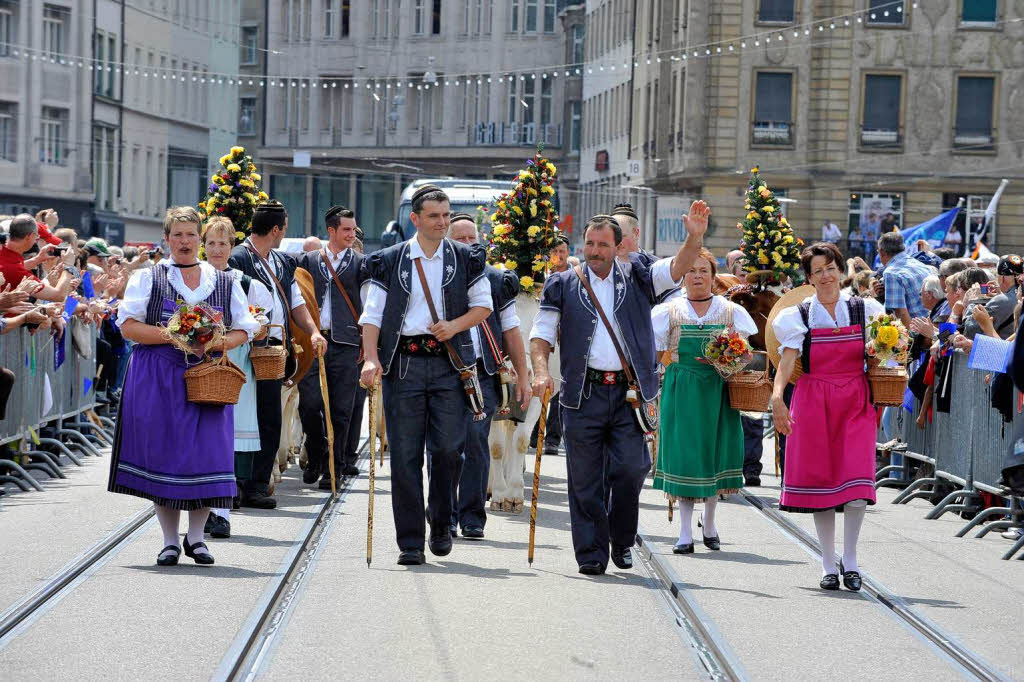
xmin=408 ymin=85 xmax=421 ymax=129
xmin=847 ymin=192 xmax=903 ymax=259
xmin=954 ymin=76 xmax=995 ymax=148
xmin=314 ymin=177 xmax=351 ymax=228
xmin=94 ymin=32 xmax=105 ymax=94
xmin=540 ymin=77 xmax=552 ymax=125
xmin=962 ymin=0 xmax=997 ymax=24
xmin=522 ymin=78 xmax=535 ymax=125
xmin=283 ymin=0 xmax=310 ymax=41
xmin=525 ymin=0 xmax=537 ymax=31
xmin=432 ymin=0 xmax=442 ymax=33
xmin=572 ymin=24 xmax=584 ymax=65
xmin=286 ymin=80 xmax=310 ymax=131
xmin=241 ymin=26 xmax=258 ymax=64
xmin=342 ymin=0 xmax=351 ymax=34
xmin=752 ymin=72 xmax=793 ymax=145
xmin=92 ymin=126 xmax=117 ymax=211
xmin=0 ymin=1 xmax=16 ymax=57
xmin=433 ymin=83 xmax=444 ymax=129
xmin=107 ymin=35 xmax=116 ymax=98
xmin=239 ymin=97 xmax=257 ymax=135
xmin=414 ymin=0 xmax=426 ymax=34
xmin=510 ymin=0 xmax=519 ymax=32
xmin=543 ymin=0 xmax=555 ymax=32
xmin=507 ymin=77 xmax=518 ymax=122
xmin=42 ymin=5 xmax=65 ymax=58
xmin=462 ymin=0 xmax=470 ymax=32
xmin=861 ymin=74 xmax=902 ymax=147
xmin=475 ymin=0 xmax=484 ymax=32
xmin=0 ymin=101 xmax=15 ymax=161
xmin=324 ymin=0 xmax=336 ymax=37
xmin=757 ymin=0 xmax=795 ymax=23
xmin=569 ymin=100 xmax=581 ymax=152
xmin=867 ymin=0 xmax=904 ymax=24
xmin=40 ymin=106 xmax=67 ymax=165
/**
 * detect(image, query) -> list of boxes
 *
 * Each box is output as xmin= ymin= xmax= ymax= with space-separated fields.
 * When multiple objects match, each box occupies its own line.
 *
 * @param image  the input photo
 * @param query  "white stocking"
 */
xmin=812 ymin=509 xmax=837 ymax=576
xmin=677 ymin=499 xmax=695 ymax=546
xmin=154 ymin=504 xmax=181 ymax=548
xmin=842 ymin=500 xmax=867 ymax=573
xmin=186 ymin=509 xmax=212 ymax=555
xmin=702 ymin=497 xmax=719 ymax=538
xmin=213 ymin=508 xmax=230 ymax=522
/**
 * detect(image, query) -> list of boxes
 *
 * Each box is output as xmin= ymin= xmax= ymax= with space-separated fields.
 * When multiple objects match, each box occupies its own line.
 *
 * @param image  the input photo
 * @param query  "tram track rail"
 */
xmin=738 ymin=489 xmax=1011 ymax=682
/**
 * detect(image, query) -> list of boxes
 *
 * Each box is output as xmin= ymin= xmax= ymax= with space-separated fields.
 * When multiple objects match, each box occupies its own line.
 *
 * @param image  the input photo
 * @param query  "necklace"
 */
xmin=170 ymin=262 xmax=199 ymax=269
xmin=687 ymin=296 xmax=713 ymax=303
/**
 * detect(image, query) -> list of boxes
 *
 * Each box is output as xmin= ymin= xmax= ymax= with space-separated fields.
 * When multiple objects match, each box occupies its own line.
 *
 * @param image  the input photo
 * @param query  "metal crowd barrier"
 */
xmin=877 ymin=352 xmax=1024 ymax=560
xmin=0 ymin=321 xmax=113 ymax=494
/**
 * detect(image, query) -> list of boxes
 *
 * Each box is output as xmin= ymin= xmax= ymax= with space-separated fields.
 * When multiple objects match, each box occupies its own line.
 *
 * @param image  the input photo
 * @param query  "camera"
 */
xmin=979 ymin=283 xmax=991 ymax=295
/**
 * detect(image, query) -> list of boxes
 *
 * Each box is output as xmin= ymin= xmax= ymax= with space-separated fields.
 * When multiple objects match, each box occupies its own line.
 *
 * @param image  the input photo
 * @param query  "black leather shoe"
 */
xmin=578 ymin=561 xmax=605 ymax=575
xmin=673 ymin=543 xmax=695 ymax=554
xmin=428 ymin=533 xmax=453 ymax=557
xmin=302 ymin=467 xmax=320 ymax=484
xmin=745 ymin=477 xmax=761 ymax=487
xmin=461 ymin=526 xmax=485 ymax=539
xmin=820 ymin=574 xmax=840 ymax=590
xmin=397 ymin=549 xmax=425 ymax=566
xmin=204 ymin=513 xmax=215 ymax=534
xmin=182 ymin=535 xmax=215 ymax=565
xmin=241 ymin=492 xmax=277 ymax=509
xmin=210 ymin=514 xmax=231 ymax=539
xmin=698 ymin=514 xmax=721 ymax=550
xmin=156 ymin=545 xmax=180 ymax=566
xmin=318 ymin=475 xmax=340 ymax=491
xmin=839 ymin=561 xmax=862 ymax=591
xmin=611 ymin=545 xmax=633 ymax=569
xmin=342 ymin=464 xmax=360 ymax=477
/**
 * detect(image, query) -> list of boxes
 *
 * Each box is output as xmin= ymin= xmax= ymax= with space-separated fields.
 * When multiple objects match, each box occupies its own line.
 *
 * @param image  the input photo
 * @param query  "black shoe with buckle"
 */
xmin=182 ymin=535 xmax=215 ymax=565
xmin=839 ymin=560 xmax=862 ymax=591
xmin=611 ymin=545 xmax=633 ymax=569
xmin=156 ymin=545 xmax=180 ymax=566
xmin=820 ymin=573 xmax=840 ymax=590
xmin=698 ymin=513 xmax=721 ymax=550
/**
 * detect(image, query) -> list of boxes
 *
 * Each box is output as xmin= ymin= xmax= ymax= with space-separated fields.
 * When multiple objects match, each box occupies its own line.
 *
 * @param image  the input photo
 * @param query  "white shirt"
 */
xmin=230 ymin=267 xmax=274 ymax=315
xmin=822 ymin=222 xmax=842 ymax=243
xmin=772 ymin=291 xmax=885 ymax=352
xmin=359 ymin=237 xmax=493 ymax=333
xmin=246 ymin=241 xmax=304 ymax=340
xmin=652 ymin=296 xmax=758 ymax=351
xmin=117 ymin=261 xmax=261 ymax=340
xmin=529 ymin=257 xmax=681 ymax=371
xmin=316 ymin=246 xmax=371 ymax=331
xmin=472 ymin=303 xmax=521 ymax=360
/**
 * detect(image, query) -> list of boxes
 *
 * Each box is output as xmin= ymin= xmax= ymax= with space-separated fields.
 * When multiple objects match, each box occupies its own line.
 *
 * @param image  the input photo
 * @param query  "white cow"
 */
xmin=487 ymin=295 xmax=559 ymax=513
xmin=271 ymin=383 xmax=302 ymax=494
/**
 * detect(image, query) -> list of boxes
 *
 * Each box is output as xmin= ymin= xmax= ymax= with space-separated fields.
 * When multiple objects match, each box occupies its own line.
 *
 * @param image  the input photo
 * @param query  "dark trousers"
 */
xmin=249 ymin=376 xmax=283 ymax=495
xmin=348 ymin=373 xmax=366 ymax=464
xmin=297 ymin=342 xmax=360 ymax=476
xmin=451 ymin=368 xmax=498 ymax=530
xmin=562 ymin=383 xmax=651 ymax=568
xmin=530 ymin=392 xmax=563 ymax=448
xmin=382 ymin=354 xmax=468 ymax=551
xmin=741 ymin=415 xmax=764 ymax=480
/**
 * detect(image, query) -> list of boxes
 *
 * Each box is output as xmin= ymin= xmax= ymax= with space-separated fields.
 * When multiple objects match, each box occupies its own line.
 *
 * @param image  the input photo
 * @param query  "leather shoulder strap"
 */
xmin=413 ymin=256 xmax=467 ymax=369
xmin=574 ymin=265 xmax=636 ymax=386
xmin=321 ymin=249 xmax=360 ymax=323
xmin=246 ymin=244 xmax=290 ymax=309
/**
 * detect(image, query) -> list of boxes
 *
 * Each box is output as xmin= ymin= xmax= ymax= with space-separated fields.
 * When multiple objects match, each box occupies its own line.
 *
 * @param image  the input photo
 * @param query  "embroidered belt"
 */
xmin=399 ymin=334 xmax=444 ymax=357
xmin=586 ymin=367 xmax=628 ymax=386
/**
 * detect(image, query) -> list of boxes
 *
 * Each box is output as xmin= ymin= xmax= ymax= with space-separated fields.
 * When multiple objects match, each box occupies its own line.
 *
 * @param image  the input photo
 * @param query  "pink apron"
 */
xmin=779 ymin=324 xmax=878 ymax=512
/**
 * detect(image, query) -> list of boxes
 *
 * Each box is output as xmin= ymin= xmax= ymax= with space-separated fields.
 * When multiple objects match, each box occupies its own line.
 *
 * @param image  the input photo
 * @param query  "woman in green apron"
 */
xmin=652 ymin=249 xmax=757 ymax=554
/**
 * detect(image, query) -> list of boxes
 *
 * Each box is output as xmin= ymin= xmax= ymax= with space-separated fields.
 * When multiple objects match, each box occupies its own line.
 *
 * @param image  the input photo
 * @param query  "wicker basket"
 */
xmin=184 ymin=354 xmax=246 ymax=405
xmin=250 ymin=324 xmax=287 ymax=380
xmin=868 ymin=365 xmax=908 ymax=407
xmin=726 ymin=353 xmax=772 ymax=412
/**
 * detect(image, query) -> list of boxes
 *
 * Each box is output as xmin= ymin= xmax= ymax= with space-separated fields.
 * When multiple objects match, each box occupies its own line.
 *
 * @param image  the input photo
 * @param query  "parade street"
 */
xmin=0 ymin=414 xmax=1020 ymax=681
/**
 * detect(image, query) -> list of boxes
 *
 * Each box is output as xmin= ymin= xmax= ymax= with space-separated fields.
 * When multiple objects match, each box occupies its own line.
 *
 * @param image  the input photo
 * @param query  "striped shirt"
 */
xmin=882 ymin=252 xmax=932 ymax=319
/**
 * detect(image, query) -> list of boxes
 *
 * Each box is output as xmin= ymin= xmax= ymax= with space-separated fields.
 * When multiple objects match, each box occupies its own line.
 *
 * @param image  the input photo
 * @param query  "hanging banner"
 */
xmin=654 ymin=196 xmax=692 ymax=257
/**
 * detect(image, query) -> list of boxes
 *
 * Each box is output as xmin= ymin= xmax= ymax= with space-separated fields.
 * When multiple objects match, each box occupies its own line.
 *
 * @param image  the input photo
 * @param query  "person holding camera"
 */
xmin=0 ymin=215 xmax=78 ymax=302
xmin=962 ymin=255 xmax=1022 ymax=341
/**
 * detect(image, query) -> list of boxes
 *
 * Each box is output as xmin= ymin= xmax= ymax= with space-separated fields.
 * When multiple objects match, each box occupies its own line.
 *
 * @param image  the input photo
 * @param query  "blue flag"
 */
xmin=83 ymin=377 xmax=93 ymax=394
xmin=82 ymin=271 xmax=95 ymax=298
xmin=62 ymin=295 xmax=78 ymax=321
xmin=902 ymin=207 xmax=960 ymax=253
xmin=54 ymin=331 xmax=66 ymax=369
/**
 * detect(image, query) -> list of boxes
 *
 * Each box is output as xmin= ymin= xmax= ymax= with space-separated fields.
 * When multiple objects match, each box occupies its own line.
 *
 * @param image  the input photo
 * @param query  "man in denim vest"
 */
xmin=360 ymin=186 xmax=493 ymax=566
xmin=530 ymin=206 xmax=709 ymax=575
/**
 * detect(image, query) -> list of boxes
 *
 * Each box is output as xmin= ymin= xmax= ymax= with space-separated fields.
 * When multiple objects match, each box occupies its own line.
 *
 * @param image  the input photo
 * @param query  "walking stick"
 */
xmin=366 ymin=379 xmax=378 ymax=567
xmin=528 ymin=387 xmax=552 ymax=566
xmin=317 ymin=352 xmax=337 ymax=497
xmin=668 ymin=498 xmax=674 ymax=522
xmin=378 ymin=389 xmax=385 ymax=468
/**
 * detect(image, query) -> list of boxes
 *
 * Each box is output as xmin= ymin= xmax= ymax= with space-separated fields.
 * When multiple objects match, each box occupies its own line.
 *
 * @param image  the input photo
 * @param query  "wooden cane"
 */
xmin=378 ymin=390 xmax=385 ymax=467
xmin=528 ymin=387 xmax=552 ymax=566
xmin=366 ymin=379 xmax=378 ymax=567
xmin=650 ymin=395 xmax=661 ymax=474
xmin=317 ymin=350 xmax=336 ymax=497
xmin=668 ymin=498 xmax=674 ymax=522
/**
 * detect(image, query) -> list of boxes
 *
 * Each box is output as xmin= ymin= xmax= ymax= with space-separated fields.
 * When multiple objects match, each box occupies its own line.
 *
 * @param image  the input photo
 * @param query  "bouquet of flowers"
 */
xmin=165 ymin=301 xmax=225 ymax=356
xmin=866 ymin=313 xmax=909 ymax=364
xmin=248 ymin=304 xmax=269 ymax=326
xmin=198 ymin=145 xmax=269 ymax=244
xmin=700 ymin=330 xmax=755 ymax=378
xmin=737 ymin=166 xmax=803 ymax=288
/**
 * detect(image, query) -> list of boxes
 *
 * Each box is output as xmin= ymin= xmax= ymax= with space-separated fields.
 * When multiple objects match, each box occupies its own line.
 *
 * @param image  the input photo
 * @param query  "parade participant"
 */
xmin=530 ymin=234 xmax=571 ymax=455
xmin=201 ymin=217 xmax=273 ymax=537
xmin=228 ymin=202 xmax=327 ymax=509
xmin=444 ymin=212 xmax=530 ymax=539
xmin=652 ymin=248 xmax=758 ymax=554
xmin=346 ymin=235 xmax=367 ymax=472
xmin=109 ymin=207 xmax=261 ymax=566
xmin=770 ymin=242 xmax=885 ymax=591
xmin=612 ymin=203 xmax=681 ymax=302
xmin=359 ymin=185 xmax=492 ymax=566
xmin=295 ymin=206 xmax=368 ymax=489
xmin=530 ymin=205 xmax=710 ymax=575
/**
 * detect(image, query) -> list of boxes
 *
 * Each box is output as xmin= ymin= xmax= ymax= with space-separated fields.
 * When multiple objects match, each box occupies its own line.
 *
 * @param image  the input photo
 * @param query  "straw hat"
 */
xmin=291 ymin=266 xmax=321 ymax=383
xmin=765 ymin=285 xmax=816 ymax=384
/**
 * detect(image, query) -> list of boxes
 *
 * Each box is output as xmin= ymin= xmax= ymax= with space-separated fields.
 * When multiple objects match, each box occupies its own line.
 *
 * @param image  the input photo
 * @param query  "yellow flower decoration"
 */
xmin=527 ymin=225 xmax=541 ymax=238
xmin=520 ymin=275 xmax=535 ymax=289
xmin=759 ymin=188 xmax=771 ymax=199
xmin=757 ymin=231 xmax=766 ymax=240
xmin=226 ymin=163 xmax=242 ymax=173
xmin=511 ymin=205 xmax=523 ymax=216
xmin=492 ymin=225 xmax=509 ymax=236
xmin=545 ymin=162 xmax=556 ymax=174
xmin=780 ymin=217 xmax=790 ymax=227
xmin=498 ymin=201 xmax=506 ymax=209
xmin=219 ymin=154 xmax=231 ymax=166
xmin=757 ymin=252 xmax=769 ymax=265
xmin=211 ymin=174 xmax=224 ymax=185
xmin=235 ymin=231 xmax=246 ymax=241
xmin=761 ymin=206 xmax=775 ymax=213
xmin=504 ymin=259 xmax=518 ymax=271
xmin=219 ymin=185 xmax=232 ymax=195
xmin=542 ymin=185 xmax=555 ymax=195
xmin=746 ymin=211 xmax=759 ymax=220
xmin=529 ymin=201 xmax=538 ymax=218
xmin=750 ymin=166 xmax=759 ymax=173
xmin=494 ymin=262 xmax=505 ymax=270
xmin=258 ymin=191 xmax=269 ymax=201
xmin=251 ymin=173 xmax=262 ymax=182
xmin=783 ymin=235 xmax=794 ymax=244
xmin=877 ymin=326 xmax=899 ymax=347
xmin=231 ymin=145 xmax=245 ymax=156
xmin=532 ymin=261 xmax=545 ymax=271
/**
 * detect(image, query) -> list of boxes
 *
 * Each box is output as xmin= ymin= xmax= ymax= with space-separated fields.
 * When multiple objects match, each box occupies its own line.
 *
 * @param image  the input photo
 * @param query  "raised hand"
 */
xmin=682 ymin=200 xmax=711 ymax=240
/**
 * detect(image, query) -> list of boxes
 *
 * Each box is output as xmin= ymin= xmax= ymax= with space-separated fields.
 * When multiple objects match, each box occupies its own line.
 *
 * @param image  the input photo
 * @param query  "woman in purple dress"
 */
xmin=108 ymin=207 xmax=259 ymax=566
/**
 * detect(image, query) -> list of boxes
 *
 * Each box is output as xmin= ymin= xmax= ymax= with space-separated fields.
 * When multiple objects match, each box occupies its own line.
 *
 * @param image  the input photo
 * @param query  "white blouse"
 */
xmin=652 ymin=296 xmax=758 ymax=352
xmin=229 ymin=267 xmax=274 ymax=314
xmin=772 ymin=291 xmax=885 ymax=352
xmin=117 ymin=261 xmax=261 ymax=340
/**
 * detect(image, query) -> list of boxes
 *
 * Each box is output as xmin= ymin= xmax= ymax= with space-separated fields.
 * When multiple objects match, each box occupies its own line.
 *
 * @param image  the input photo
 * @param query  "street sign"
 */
xmin=627 ymin=159 xmax=644 ymax=178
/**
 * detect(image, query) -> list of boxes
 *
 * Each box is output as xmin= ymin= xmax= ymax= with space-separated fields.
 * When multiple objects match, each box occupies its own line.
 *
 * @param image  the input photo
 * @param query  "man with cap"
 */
xmin=530 ymin=205 xmax=709 ymax=575
xmin=612 ymin=202 xmax=681 ymax=303
xmin=964 ymin=254 xmax=1022 ymax=340
xmin=359 ymin=185 xmax=493 ymax=566
xmin=0 ymin=214 xmax=77 ymax=301
xmin=229 ymin=201 xmax=327 ymax=508
xmin=440 ymin=212 xmax=530 ymax=539
xmin=295 ymin=206 xmax=369 ymax=489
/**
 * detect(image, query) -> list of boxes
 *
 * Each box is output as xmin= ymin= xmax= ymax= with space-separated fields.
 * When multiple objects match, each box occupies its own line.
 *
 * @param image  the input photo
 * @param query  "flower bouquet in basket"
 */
xmin=701 ymin=330 xmax=754 ymax=378
xmin=865 ymin=313 xmax=910 ymax=407
xmin=703 ymin=331 xmax=773 ymax=412
xmin=165 ymin=301 xmax=245 ymax=406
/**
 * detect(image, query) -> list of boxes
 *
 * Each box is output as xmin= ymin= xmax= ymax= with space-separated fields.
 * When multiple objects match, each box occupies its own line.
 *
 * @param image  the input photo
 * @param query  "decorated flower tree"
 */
xmin=199 ymin=146 xmax=269 ymax=243
xmin=485 ymin=149 xmax=562 ymax=293
xmin=738 ymin=166 xmax=802 ymax=287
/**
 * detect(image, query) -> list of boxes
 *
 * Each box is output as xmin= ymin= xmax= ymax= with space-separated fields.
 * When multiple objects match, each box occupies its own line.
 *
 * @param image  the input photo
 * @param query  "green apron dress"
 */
xmin=653 ymin=315 xmax=745 ymax=501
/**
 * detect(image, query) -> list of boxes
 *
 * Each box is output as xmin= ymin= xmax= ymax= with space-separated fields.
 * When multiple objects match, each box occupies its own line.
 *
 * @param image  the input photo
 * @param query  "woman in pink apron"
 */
xmin=771 ymin=242 xmax=884 ymax=591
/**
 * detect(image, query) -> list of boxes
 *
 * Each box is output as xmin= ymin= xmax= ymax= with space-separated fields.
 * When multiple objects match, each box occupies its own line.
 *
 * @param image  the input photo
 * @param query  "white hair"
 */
xmin=921 ymin=275 xmax=945 ymax=300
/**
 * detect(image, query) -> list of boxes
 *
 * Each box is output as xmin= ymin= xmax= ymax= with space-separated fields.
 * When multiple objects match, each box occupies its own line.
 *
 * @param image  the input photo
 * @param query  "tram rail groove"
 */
xmin=0 ymin=505 xmax=155 ymax=645
xmin=634 ymin=529 xmax=749 ymax=681
xmin=219 ymin=437 xmax=370 ymax=682
xmin=738 ymin=489 xmax=1011 ymax=682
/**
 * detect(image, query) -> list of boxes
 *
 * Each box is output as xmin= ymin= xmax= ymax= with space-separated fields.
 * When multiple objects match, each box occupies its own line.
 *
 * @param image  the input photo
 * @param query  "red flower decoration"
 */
xmin=409 ymin=342 xmax=419 ymax=352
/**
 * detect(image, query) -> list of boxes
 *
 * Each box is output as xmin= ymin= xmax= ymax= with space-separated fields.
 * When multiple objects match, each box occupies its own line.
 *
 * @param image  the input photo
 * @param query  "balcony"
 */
xmin=470 ymin=122 xmax=562 ymax=147
xmin=752 ymin=120 xmax=793 ymax=146
xmin=860 ymin=126 xmax=902 ymax=149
